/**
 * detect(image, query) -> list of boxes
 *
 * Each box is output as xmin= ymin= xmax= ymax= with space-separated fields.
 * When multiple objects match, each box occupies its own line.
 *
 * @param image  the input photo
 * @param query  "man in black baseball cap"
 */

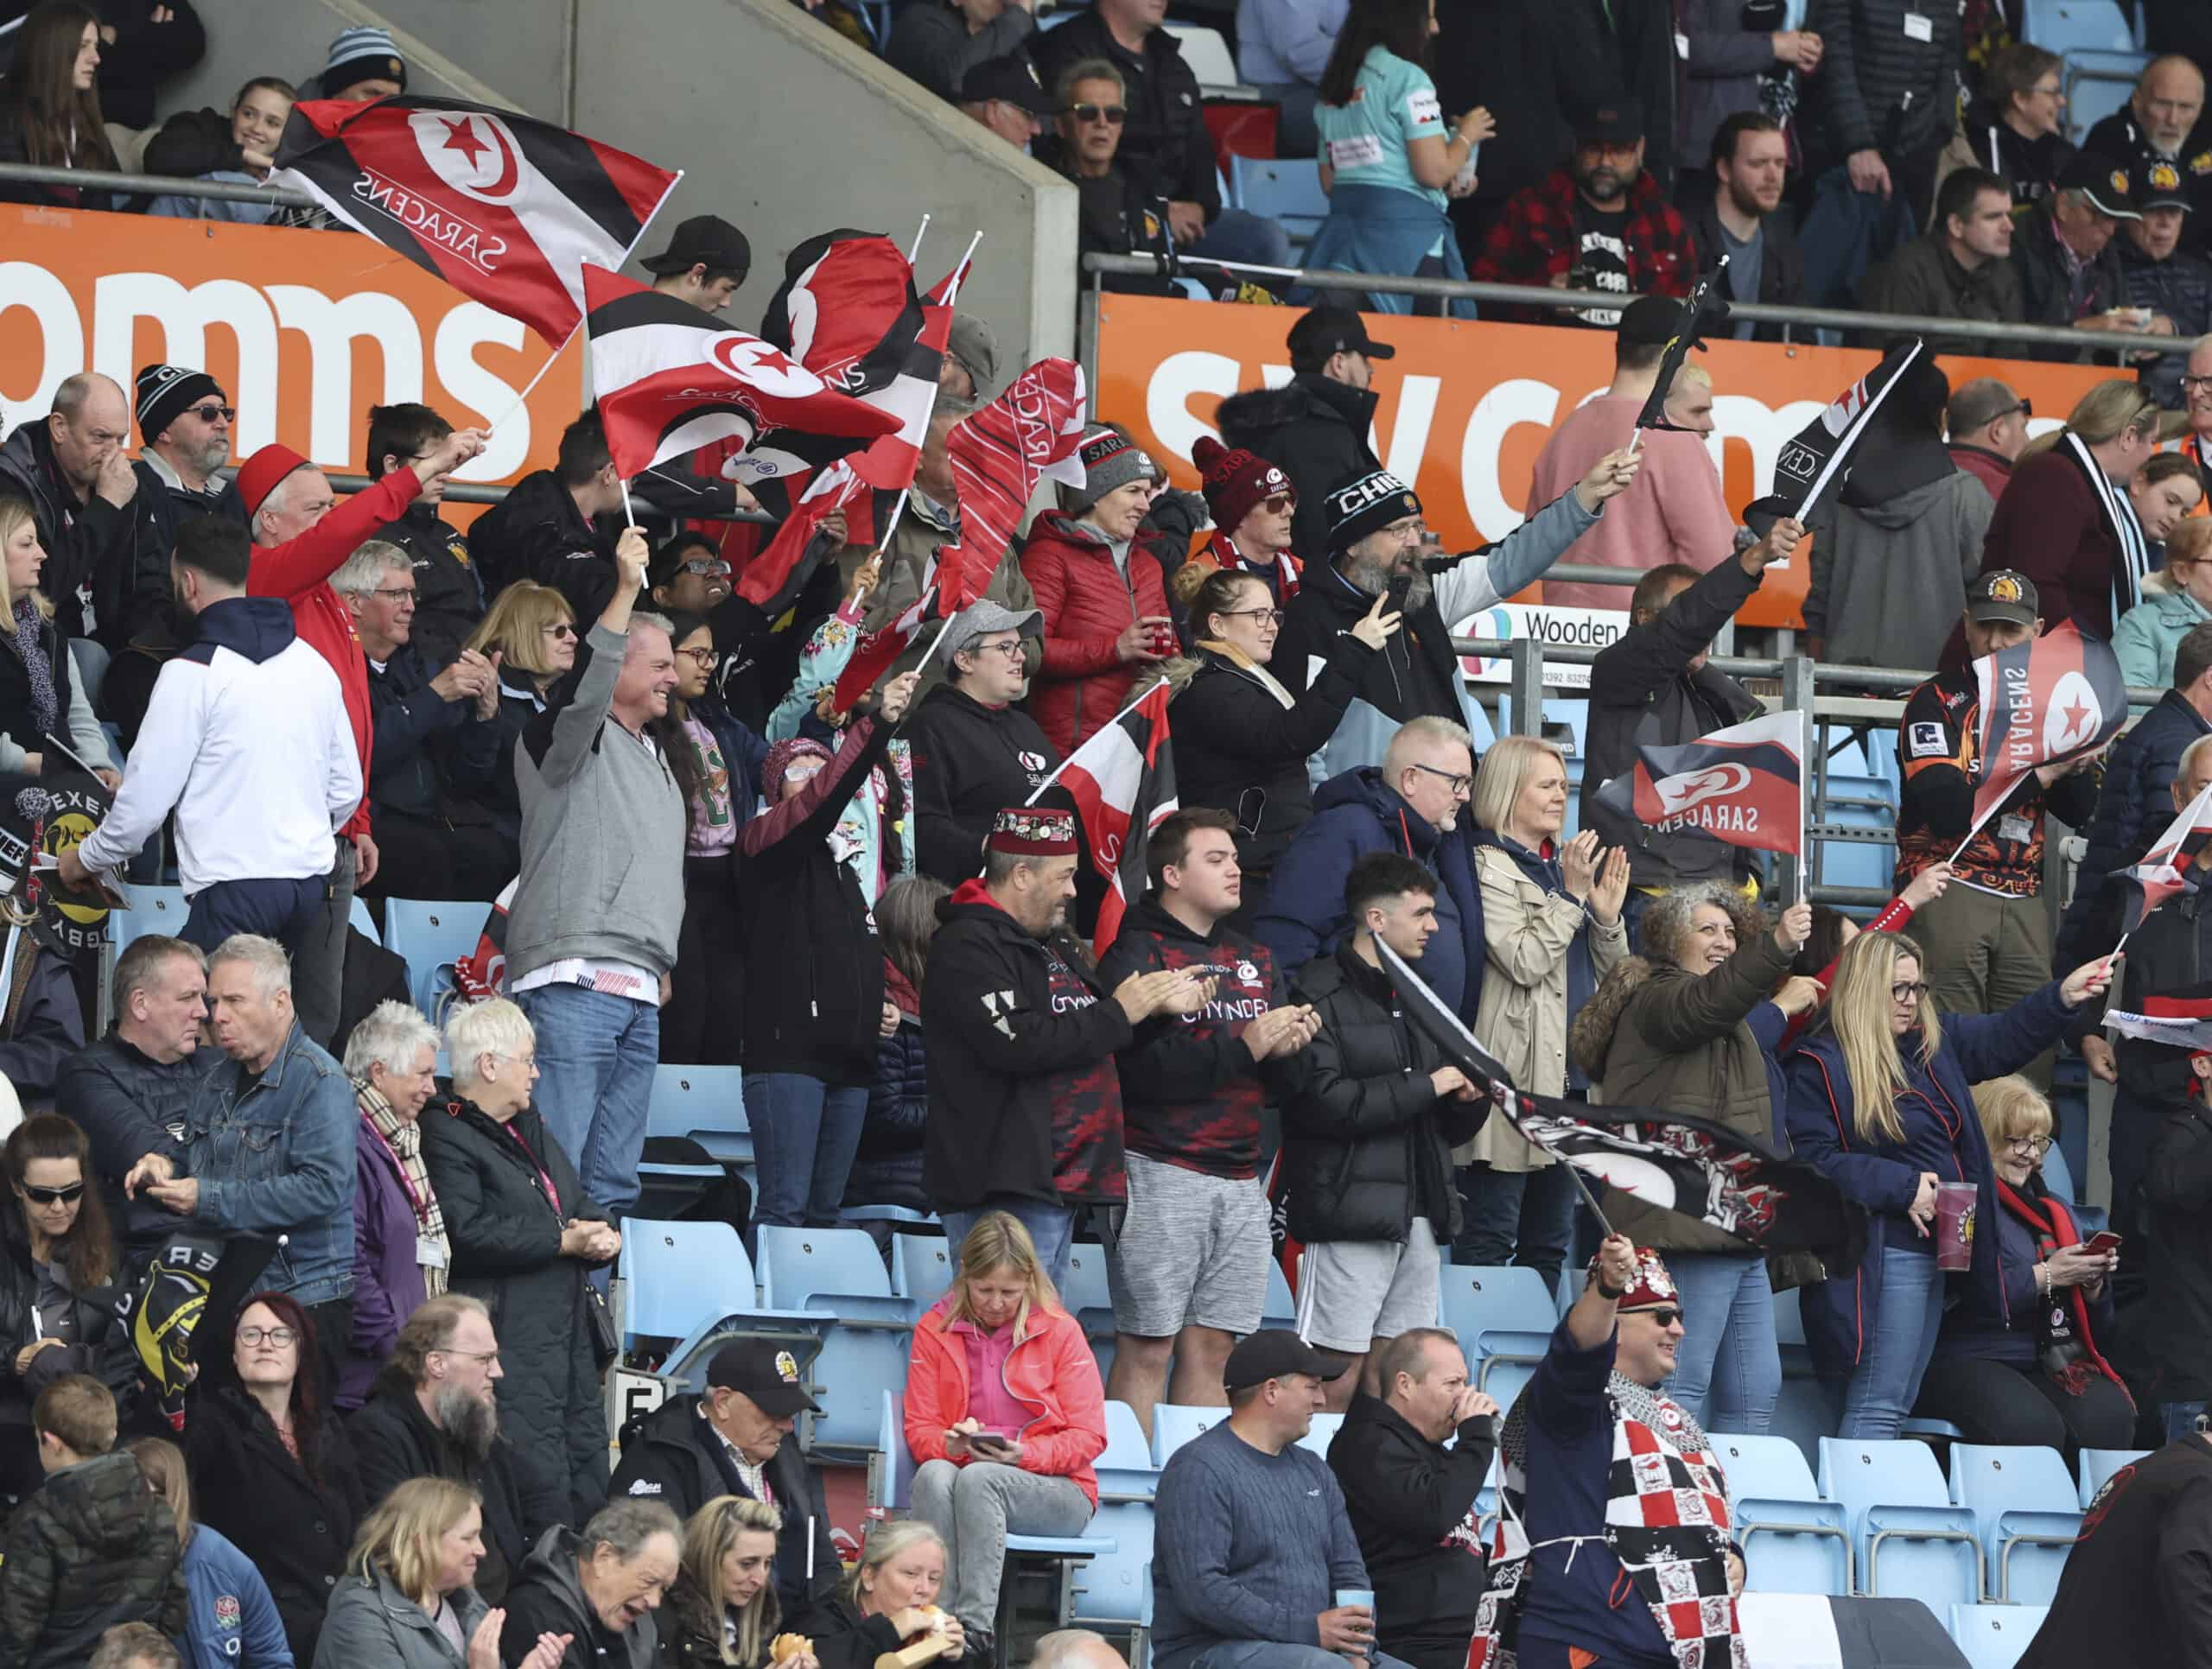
xmin=963 ymin=52 xmax=1055 ymax=149
xmin=2015 ymin=154 xmax=2144 ymax=334
xmin=605 ymin=1338 xmax=836 ymax=1614
xmin=641 ymin=213 xmax=753 ymax=314
xmin=2115 ymin=157 xmax=2203 ymax=407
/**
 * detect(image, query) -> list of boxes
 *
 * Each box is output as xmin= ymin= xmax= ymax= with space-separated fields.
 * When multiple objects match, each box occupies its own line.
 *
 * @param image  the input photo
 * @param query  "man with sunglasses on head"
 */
xmin=1043 ymin=60 xmax=1178 ymax=301
xmin=365 ymin=402 xmax=486 ymax=670
xmin=1946 ymin=378 xmax=2034 ymax=503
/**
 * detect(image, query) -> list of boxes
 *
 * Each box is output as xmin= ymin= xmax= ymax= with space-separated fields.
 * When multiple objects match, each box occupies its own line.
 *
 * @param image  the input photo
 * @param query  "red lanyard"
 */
xmin=365 ymin=1116 xmax=429 ymax=1225
xmin=505 ymin=1122 xmax=562 ymax=1215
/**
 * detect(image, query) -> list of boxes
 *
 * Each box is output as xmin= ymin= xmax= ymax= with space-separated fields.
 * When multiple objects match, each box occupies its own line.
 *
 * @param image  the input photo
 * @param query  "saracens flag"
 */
xmin=940 ymin=357 xmax=1090 ymax=608
xmin=269 ymin=96 xmax=680 ymax=349
xmin=1031 ymin=678 xmax=1179 ymax=956
xmin=1961 ymin=619 xmax=2128 ymax=851
xmin=2113 ymin=777 xmax=2212 ymax=936
xmin=581 ymin=266 xmax=900 ymax=484
xmin=1592 ymin=709 xmax=1808 ymax=858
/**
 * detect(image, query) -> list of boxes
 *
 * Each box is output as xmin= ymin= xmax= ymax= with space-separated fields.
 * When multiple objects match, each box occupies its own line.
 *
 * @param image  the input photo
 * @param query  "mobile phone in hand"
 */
xmin=2082 ymin=1231 xmax=2123 ymax=1258
xmin=1384 ymin=571 xmax=1414 ymax=616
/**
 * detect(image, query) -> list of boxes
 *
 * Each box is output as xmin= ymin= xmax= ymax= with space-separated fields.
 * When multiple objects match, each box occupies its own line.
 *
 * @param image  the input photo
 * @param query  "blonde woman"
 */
xmin=1460 ymin=735 xmax=1629 ymax=1285
xmin=802 ymin=1520 xmax=968 ymax=1669
xmin=660 ymin=1496 xmax=819 ymax=1669
xmin=128 ymin=1437 xmax=291 ymax=1669
xmin=313 ymin=1477 xmax=569 ymax=1669
xmin=902 ymin=1211 xmax=1103 ymax=1659
xmin=1784 ymin=931 xmax=2110 ymax=1438
xmin=2114 ymin=516 xmax=2212 ymax=688
xmin=1910 ymin=1076 xmax=2133 ymax=1457
xmin=0 ymin=495 xmax=118 ymax=787
xmin=457 ymin=582 xmax=576 ymax=844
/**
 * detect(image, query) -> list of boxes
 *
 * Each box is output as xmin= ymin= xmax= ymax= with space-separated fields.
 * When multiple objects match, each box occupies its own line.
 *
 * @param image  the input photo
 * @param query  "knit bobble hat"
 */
xmin=1192 ymin=435 xmax=1294 ymax=534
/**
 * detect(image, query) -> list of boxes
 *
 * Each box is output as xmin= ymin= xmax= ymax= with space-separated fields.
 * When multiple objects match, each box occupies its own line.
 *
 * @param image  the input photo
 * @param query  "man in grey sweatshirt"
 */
xmin=1151 ymin=1330 xmax=1414 ymax=1669
xmin=505 ymin=527 xmax=687 ymax=1223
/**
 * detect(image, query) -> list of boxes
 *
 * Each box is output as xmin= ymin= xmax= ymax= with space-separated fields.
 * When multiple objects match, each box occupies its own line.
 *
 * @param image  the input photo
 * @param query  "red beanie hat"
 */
xmin=236 ymin=444 xmax=313 ymax=520
xmin=1192 ymin=435 xmax=1294 ymax=535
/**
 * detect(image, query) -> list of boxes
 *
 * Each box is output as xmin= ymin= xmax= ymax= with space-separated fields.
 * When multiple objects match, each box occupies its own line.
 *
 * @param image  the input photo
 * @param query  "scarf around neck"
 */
xmin=1994 ymin=1177 xmax=2132 ymax=1404
xmin=355 ymin=1078 xmax=450 ymax=1296
xmin=1196 ymin=638 xmax=1296 ymax=709
xmin=2057 ymin=428 xmax=2150 ymax=619
xmin=10 ymin=600 xmax=57 ymax=745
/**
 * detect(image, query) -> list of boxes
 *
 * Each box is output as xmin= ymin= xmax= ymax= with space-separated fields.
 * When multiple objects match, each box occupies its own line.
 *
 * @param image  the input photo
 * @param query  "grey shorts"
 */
xmin=1295 ymin=1216 xmax=1442 ymax=1353
xmin=1105 ymin=1153 xmax=1273 ymax=1337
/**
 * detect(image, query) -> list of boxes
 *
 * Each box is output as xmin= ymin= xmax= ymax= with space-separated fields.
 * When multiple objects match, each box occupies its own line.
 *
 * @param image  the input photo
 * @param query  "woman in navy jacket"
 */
xmin=1783 ymin=930 xmax=2107 ymax=1439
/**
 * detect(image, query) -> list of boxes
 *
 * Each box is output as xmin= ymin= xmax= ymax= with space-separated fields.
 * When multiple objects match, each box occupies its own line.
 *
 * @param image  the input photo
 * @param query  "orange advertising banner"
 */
xmin=0 ymin=204 xmax=583 ymax=524
xmin=1091 ymin=295 xmax=2116 ymax=629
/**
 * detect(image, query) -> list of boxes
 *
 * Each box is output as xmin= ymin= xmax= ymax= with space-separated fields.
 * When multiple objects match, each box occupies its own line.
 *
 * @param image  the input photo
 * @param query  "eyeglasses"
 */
xmin=542 ymin=623 xmax=579 ymax=639
xmin=435 ymin=1347 xmax=501 ymax=1367
xmin=489 ymin=1050 xmax=537 ymax=1070
xmin=1221 ymin=606 xmax=1286 ymax=626
xmin=369 ymin=586 xmax=417 ymax=603
xmin=2005 ymin=1134 xmax=2054 ymax=1156
xmin=1068 ymin=103 xmax=1127 ymax=124
xmin=1891 ymin=981 xmax=1931 ymax=1004
xmin=1630 ymin=1308 xmax=1685 ymax=1329
xmin=18 ymin=1183 xmax=81 ymax=1206
xmin=676 ymin=557 xmax=732 ymax=579
xmin=970 ymin=638 xmax=1027 ymax=661
xmin=2183 ymin=375 xmax=2212 ymax=392
xmin=1999 ymin=398 xmax=2033 ymax=419
xmin=676 ymin=645 xmax=719 ymax=666
xmin=188 ymin=403 xmax=237 ymax=425
xmin=1408 ymin=761 xmax=1474 ymax=796
xmin=238 ymin=1326 xmax=298 ymax=1349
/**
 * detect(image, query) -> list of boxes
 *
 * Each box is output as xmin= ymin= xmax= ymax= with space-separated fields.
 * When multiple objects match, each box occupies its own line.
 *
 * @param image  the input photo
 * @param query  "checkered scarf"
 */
xmin=354 ymin=1080 xmax=449 ymax=1298
xmin=1466 ymin=1372 xmax=1743 ymax=1669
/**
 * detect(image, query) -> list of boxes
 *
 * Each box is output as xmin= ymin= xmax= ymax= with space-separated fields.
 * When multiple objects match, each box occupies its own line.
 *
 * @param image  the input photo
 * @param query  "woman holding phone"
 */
xmin=901 ymin=1213 xmax=1104 ymax=1662
xmin=1909 ymin=1075 xmax=2133 ymax=1456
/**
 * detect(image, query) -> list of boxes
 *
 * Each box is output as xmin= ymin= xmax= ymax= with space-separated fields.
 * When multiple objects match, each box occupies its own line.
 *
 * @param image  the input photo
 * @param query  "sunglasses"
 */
xmin=676 ymin=557 xmax=732 ymax=579
xmin=542 ymin=622 xmax=580 ymax=638
xmin=1261 ymin=493 xmax=1296 ymax=513
xmin=1629 ymin=1307 xmax=1684 ymax=1329
xmin=188 ymin=403 xmax=237 ymax=425
xmin=1068 ymin=103 xmax=1128 ymax=124
xmin=18 ymin=1182 xmax=81 ymax=1206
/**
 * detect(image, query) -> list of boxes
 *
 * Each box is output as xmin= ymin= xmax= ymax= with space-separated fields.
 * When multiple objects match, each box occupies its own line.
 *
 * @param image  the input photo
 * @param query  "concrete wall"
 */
xmin=159 ymin=0 xmax=1077 ymax=369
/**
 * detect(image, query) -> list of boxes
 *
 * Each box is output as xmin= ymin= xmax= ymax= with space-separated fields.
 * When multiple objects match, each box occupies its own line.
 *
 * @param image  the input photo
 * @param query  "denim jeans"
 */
xmin=514 ymin=981 xmax=659 ymax=1222
xmin=1664 ymin=1253 xmax=1781 ymax=1435
xmin=2163 ymin=1401 xmax=2209 ymax=1443
xmin=1454 ymin=1161 xmax=1578 ymax=1288
xmin=942 ymin=1201 xmax=1075 ymax=1293
xmin=749 ymin=1072 xmax=869 ymax=1231
xmin=1838 ymin=1241 xmax=1945 ymax=1440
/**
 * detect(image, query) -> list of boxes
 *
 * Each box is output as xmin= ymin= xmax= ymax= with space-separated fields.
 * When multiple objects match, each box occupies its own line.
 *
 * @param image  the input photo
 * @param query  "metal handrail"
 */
xmin=1080 ymin=250 xmax=2182 ymax=352
xmin=0 ymin=161 xmax=315 ymax=206
xmin=321 ymin=472 xmax=778 ymax=525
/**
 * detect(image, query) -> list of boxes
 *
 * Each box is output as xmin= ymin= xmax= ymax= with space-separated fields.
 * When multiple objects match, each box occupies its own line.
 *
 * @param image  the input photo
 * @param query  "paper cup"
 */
xmin=1935 ymin=1182 xmax=1977 ymax=1272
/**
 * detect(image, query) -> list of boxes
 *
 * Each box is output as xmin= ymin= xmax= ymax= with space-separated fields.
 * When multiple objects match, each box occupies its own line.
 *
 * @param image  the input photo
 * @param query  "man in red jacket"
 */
xmin=234 ymin=427 xmax=487 ymax=1044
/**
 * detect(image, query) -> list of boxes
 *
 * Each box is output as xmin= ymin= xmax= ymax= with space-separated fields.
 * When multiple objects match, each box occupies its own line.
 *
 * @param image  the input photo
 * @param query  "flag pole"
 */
xmin=944 ymin=231 xmax=984 ymax=307
xmin=618 ymin=475 xmax=636 ymax=528
xmin=907 ymin=213 xmax=931 ymax=266
xmin=1026 ymin=677 xmax=1172 ymax=803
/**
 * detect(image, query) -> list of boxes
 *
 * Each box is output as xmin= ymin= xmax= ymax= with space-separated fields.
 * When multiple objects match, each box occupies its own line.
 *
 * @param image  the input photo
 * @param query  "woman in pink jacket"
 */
xmin=903 ymin=1211 xmax=1106 ymax=1656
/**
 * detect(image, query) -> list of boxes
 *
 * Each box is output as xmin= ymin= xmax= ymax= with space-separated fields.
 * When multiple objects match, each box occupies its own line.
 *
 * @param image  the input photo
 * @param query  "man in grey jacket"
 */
xmin=505 ymin=527 xmax=686 ymax=1225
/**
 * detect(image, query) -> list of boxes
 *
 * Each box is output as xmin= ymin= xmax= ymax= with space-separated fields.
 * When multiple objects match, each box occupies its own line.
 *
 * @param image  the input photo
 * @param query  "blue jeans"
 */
xmin=942 ymin=1200 xmax=1075 ymax=1293
xmin=1191 ymin=207 xmax=1294 ymax=270
xmin=1454 ymin=1161 xmax=1578 ymax=1288
xmin=1838 ymin=1241 xmax=1945 ymax=1440
xmin=1190 ymin=1647 xmax=1414 ymax=1669
xmin=749 ymin=1072 xmax=869 ymax=1232
xmin=2163 ymin=1401 xmax=2209 ymax=1443
xmin=514 ymin=982 xmax=659 ymax=1222
xmin=1665 ymin=1253 xmax=1780 ymax=1435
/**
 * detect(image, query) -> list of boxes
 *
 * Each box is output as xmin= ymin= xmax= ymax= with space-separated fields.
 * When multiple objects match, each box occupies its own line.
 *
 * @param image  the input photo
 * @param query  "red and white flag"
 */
xmin=1592 ymin=710 xmax=1807 ymax=857
xmin=582 ymin=266 xmax=900 ymax=484
xmin=1963 ymin=621 xmax=2128 ymax=848
xmin=1033 ymin=678 xmax=1179 ymax=955
xmin=941 ymin=358 xmax=1090 ymax=609
xmin=2114 ymin=777 xmax=2212 ymax=935
xmin=831 ymin=583 xmax=945 ymax=713
xmin=269 ymin=96 xmax=679 ymax=348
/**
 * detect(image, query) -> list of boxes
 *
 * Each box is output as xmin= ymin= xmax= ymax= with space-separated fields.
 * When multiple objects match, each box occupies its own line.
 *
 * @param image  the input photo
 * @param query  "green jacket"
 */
xmin=0 ymin=1450 xmax=188 ymax=1669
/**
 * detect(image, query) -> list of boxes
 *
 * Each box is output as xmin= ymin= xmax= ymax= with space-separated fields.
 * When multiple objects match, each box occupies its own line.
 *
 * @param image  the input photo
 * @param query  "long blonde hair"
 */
xmin=681 ymin=1496 xmax=782 ymax=1666
xmin=945 ymin=1210 xmax=1061 ymax=1341
xmin=0 ymin=496 xmax=55 ymax=635
xmin=346 ymin=1477 xmax=483 ymax=1609
xmin=1828 ymin=930 xmax=1942 ymax=1145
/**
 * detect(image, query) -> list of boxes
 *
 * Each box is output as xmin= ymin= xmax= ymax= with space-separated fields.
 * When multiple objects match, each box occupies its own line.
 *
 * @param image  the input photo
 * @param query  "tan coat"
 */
xmin=1463 ymin=841 xmax=1630 ymax=1171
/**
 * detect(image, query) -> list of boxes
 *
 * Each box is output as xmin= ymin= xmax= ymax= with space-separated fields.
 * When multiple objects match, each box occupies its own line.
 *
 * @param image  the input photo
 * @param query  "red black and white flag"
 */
xmin=1032 ymin=678 xmax=1179 ymax=955
xmin=2113 ymin=777 xmax=2212 ymax=935
xmin=581 ymin=266 xmax=900 ymax=484
xmin=1751 ymin=340 xmax=1924 ymax=526
xmin=269 ymin=96 xmax=679 ymax=348
xmin=831 ymin=583 xmax=945 ymax=714
xmin=1592 ymin=710 xmax=1807 ymax=857
xmin=1962 ymin=621 xmax=2128 ymax=848
xmin=942 ymin=357 xmax=1090 ymax=608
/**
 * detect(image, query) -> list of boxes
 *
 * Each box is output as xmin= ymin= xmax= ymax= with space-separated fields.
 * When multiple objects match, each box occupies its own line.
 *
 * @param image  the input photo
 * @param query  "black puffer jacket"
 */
xmin=54 ymin=1034 xmax=203 ymax=1263
xmin=184 ymin=1383 xmax=362 ymax=1663
xmin=1171 ymin=634 xmax=1379 ymax=879
xmin=1275 ymin=943 xmax=1484 ymax=1244
xmin=418 ymin=1097 xmax=612 ymax=1522
xmin=1800 ymin=0 xmax=1962 ymax=171
xmin=0 ymin=1213 xmax=139 ymax=1505
xmin=849 ymin=963 xmax=929 ymax=1215
xmin=466 ymin=468 xmax=611 ymax=609
xmin=118 ymin=456 xmax=236 ymax=655
xmin=1217 ymin=375 xmax=1382 ymax=563
xmin=0 ymin=1450 xmax=186 ymax=1669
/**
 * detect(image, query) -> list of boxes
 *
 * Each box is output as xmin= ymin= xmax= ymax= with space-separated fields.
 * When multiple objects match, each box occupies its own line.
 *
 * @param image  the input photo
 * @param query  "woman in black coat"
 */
xmin=422 ymin=997 xmax=619 ymax=1523
xmin=457 ymin=581 xmax=577 ymax=851
xmin=0 ymin=497 xmax=119 ymax=786
xmin=185 ymin=1290 xmax=364 ymax=1663
xmin=1168 ymin=568 xmax=1393 ymax=923
xmin=842 ymin=875 xmax=948 ymax=1220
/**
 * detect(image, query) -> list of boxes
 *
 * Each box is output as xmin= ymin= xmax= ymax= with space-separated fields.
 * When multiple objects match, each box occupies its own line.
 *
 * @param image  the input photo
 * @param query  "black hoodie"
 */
xmin=906 ymin=682 xmax=1062 ymax=885
xmin=1217 ymin=374 xmax=1382 ymax=562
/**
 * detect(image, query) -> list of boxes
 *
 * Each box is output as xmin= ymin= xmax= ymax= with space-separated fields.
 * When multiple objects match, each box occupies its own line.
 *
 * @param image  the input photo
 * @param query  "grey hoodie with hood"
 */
xmin=1802 ymin=442 xmax=1993 ymax=671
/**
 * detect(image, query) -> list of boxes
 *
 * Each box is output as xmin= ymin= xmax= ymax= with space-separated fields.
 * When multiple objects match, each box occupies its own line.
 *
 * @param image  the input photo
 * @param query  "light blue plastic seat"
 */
xmin=1439 ymin=1266 xmax=1556 ymax=1394
xmin=348 ymin=895 xmax=378 ymax=942
xmin=1152 ymin=1403 xmax=1223 ymax=1467
xmin=891 ymin=1234 xmax=957 ymax=1313
xmin=1262 ymin=1258 xmax=1296 ymax=1327
xmin=2079 ymin=1446 xmax=2149 ymax=1507
xmin=1770 ymin=1375 xmax=1839 ymax=1468
xmin=1820 ymin=1437 xmax=1986 ymax=1614
xmin=616 ymin=1218 xmax=756 ymax=1349
xmin=111 ymin=884 xmax=188 ymax=955
xmin=1950 ymin=1602 xmax=2050 ymax=1669
xmin=1228 ymin=155 xmax=1327 ymax=246
xmin=2038 ymin=1141 xmax=2077 ymax=1204
xmin=1071 ymin=1401 xmax=1159 ymax=1631
xmin=756 ymin=1227 xmax=914 ymax=1455
xmin=1708 ymin=1431 xmax=1852 ymax=1595
xmin=1060 ymin=1241 xmax=1116 ymax=1342
xmin=645 ymin=1064 xmax=750 ymax=1164
xmin=1950 ymin=1444 xmax=2084 ymax=1603
xmin=1296 ymin=1411 xmax=1344 ymax=1460
xmin=383 ymin=898 xmax=488 ymax=1019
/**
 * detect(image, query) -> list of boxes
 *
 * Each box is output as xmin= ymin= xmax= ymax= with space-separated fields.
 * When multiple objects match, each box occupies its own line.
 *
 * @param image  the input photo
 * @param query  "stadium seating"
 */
xmin=2078 ymin=1447 xmax=2147 ymax=1507
xmin=1069 ymin=1400 xmax=1159 ymax=1640
xmin=1819 ymin=1438 xmax=1986 ymax=1615
xmin=1949 ymin=1444 xmax=2084 ymax=1604
xmin=382 ymin=898 xmax=486 ymax=1018
xmin=1770 ymin=1376 xmax=1840 ymax=1469
xmin=616 ymin=1217 xmax=758 ymax=1351
xmin=758 ymin=1226 xmax=916 ymax=1454
xmin=1439 ymin=1266 xmax=1555 ymax=1395
xmin=1152 ymin=1403 xmax=1222 ymax=1466
xmin=645 ymin=1064 xmax=751 ymax=1164
xmin=2038 ymin=1141 xmax=2076 ymax=1204
xmin=1709 ymin=1431 xmax=1853 ymax=1595
xmin=1161 ymin=22 xmax=1236 ymax=87
xmin=1950 ymin=1602 xmax=2050 ymax=1669
xmin=1298 ymin=1410 xmax=1344 ymax=1460
xmin=110 ymin=883 xmax=188 ymax=955
xmin=892 ymin=1232 xmax=958 ymax=1314
xmin=1229 ymin=155 xmax=1327 ymax=250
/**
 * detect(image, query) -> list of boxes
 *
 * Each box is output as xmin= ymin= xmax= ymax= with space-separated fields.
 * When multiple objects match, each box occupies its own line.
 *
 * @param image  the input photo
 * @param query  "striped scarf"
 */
xmin=2057 ymin=429 xmax=2150 ymax=622
xmin=354 ymin=1080 xmax=449 ymax=1297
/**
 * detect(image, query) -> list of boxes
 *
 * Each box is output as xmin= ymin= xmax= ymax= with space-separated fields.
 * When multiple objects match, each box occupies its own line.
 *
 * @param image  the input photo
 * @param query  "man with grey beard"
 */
xmin=124 ymin=365 xmax=239 ymax=647
xmin=348 ymin=1294 xmax=565 ymax=1603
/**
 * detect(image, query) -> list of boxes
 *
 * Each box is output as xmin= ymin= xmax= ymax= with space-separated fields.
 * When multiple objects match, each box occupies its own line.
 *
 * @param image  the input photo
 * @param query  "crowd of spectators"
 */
xmin=18 ymin=1 xmax=2212 ymax=1666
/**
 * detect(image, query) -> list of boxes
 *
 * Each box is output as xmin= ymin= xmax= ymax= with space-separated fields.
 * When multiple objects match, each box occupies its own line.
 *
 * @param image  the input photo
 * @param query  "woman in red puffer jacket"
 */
xmin=1020 ymin=426 xmax=1175 ymax=755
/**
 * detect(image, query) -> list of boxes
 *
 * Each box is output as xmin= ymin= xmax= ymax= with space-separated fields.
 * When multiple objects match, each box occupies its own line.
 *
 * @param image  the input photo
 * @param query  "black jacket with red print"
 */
xmin=1469 ymin=168 xmax=1695 ymax=322
xmin=1098 ymin=896 xmax=1282 ymax=1181
xmin=920 ymin=882 xmax=1134 ymax=1213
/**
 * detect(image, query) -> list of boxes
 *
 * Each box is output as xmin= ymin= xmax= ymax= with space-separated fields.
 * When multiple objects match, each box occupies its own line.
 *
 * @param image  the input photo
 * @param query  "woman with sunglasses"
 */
xmin=1907 ymin=1075 xmax=2133 ymax=1456
xmin=654 ymin=608 xmax=769 ymax=1069
xmin=1168 ymin=568 xmax=1397 ymax=924
xmin=0 ymin=1116 xmax=134 ymax=1504
xmin=458 ymin=582 xmax=579 ymax=853
xmin=1784 ymin=932 xmax=2111 ymax=1439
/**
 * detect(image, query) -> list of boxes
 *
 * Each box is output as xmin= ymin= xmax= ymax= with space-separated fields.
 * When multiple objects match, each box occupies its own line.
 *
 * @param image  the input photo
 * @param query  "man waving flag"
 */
xmin=2113 ymin=777 xmax=2212 ymax=941
xmin=270 ymin=96 xmax=679 ymax=347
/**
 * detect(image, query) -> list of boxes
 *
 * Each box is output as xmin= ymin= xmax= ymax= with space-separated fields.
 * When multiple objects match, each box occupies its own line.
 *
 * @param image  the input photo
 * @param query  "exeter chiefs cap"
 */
xmin=1967 ymin=569 xmax=2039 ymax=627
xmin=2058 ymin=153 xmax=2141 ymax=220
xmin=706 ymin=1341 xmax=820 ymax=1416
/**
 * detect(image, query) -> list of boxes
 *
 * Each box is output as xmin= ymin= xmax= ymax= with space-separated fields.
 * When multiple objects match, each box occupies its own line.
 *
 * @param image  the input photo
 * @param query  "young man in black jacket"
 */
xmin=365 ymin=403 xmax=487 ymax=669
xmin=1097 ymin=809 xmax=1319 ymax=1434
xmin=466 ymin=410 xmax=625 ymax=609
xmin=1217 ymin=308 xmax=1389 ymax=563
xmin=1326 ymin=1329 xmax=1499 ymax=1669
xmin=920 ymin=807 xmax=1207 ymax=1287
xmin=1277 ymin=852 xmax=1485 ymax=1410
